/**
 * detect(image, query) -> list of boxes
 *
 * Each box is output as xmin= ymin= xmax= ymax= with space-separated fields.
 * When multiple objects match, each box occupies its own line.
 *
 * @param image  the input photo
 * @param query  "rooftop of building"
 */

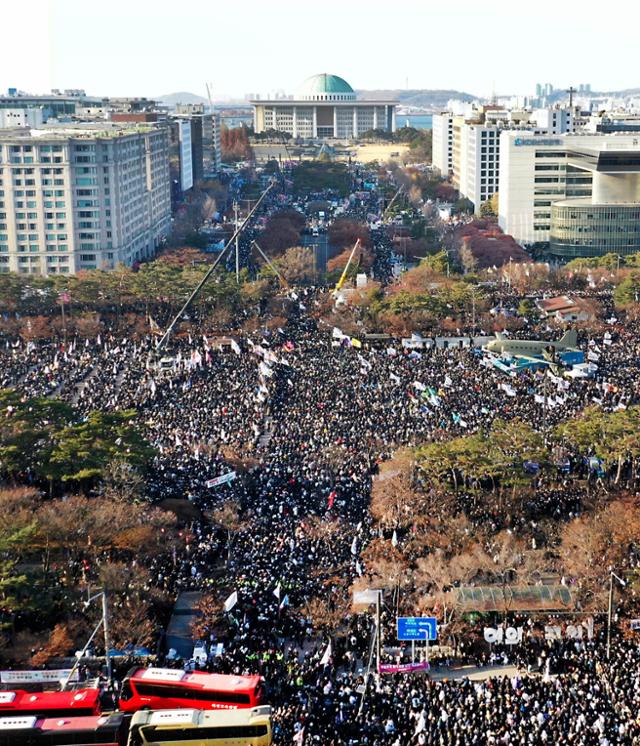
xmin=297 ymin=73 xmax=354 ymax=96
xmin=0 ymin=122 xmax=161 ymax=141
xmin=250 ymin=73 xmax=398 ymax=105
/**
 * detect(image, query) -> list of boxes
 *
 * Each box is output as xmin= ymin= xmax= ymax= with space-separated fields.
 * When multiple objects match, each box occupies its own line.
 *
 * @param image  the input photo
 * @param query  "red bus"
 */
xmin=0 ymin=713 xmax=127 ymax=746
xmin=119 ymin=668 xmax=266 ymax=713
xmin=0 ymin=690 xmax=101 ymax=719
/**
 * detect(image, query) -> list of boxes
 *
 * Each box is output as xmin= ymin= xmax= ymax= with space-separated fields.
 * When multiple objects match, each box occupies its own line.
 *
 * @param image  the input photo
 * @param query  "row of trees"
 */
xmin=0 ymin=390 xmax=154 ymax=491
xmin=416 ymin=407 xmax=640 ymax=495
xmin=361 ymin=408 xmax=640 ymax=620
xmin=0 ymin=486 xmax=178 ymax=663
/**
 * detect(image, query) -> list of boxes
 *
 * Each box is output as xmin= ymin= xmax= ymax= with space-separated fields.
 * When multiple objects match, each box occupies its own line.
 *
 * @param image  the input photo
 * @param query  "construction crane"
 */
xmin=382 ymin=186 xmax=404 ymax=222
xmin=251 ymin=240 xmax=290 ymax=291
xmin=157 ymin=181 xmax=275 ymax=351
xmin=333 ymin=239 xmax=361 ymax=294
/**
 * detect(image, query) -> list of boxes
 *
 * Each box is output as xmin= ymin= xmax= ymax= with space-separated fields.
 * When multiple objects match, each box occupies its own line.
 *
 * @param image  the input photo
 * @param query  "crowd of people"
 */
xmin=3 ymin=160 xmax=640 ymax=742
xmin=3 ymin=279 xmax=640 ymax=742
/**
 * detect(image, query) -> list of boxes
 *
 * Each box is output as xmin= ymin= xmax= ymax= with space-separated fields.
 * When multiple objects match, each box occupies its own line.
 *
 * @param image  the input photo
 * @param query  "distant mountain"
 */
xmin=157 ymin=91 xmax=209 ymax=107
xmin=357 ymin=89 xmax=478 ymax=109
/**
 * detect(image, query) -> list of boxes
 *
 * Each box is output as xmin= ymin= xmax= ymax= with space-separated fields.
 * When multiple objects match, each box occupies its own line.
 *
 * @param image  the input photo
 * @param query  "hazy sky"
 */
xmin=3 ymin=0 xmax=640 ymax=99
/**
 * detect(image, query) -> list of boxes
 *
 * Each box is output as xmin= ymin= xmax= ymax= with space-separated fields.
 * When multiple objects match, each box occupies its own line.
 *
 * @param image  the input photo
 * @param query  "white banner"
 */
xmin=206 ymin=472 xmax=237 ymax=488
xmin=0 ymin=669 xmax=79 ymax=684
xmin=483 ymin=626 xmax=523 ymax=645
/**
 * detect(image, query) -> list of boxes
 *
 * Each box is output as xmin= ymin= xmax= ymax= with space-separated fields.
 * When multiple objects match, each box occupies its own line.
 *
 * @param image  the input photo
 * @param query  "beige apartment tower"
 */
xmin=0 ymin=123 xmax=171 ymax=275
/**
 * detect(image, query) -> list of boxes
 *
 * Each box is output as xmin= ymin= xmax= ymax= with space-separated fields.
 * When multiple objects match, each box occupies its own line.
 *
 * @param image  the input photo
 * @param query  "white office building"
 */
xmin=431 ymin=113 xmax=454 ymax=176
xmin=0 ymin=108 xmax=44 ymax=128
xmin=498 ymin=132 xmax=640 ymax=258
xmin=0 ymin=123 xmax=171 ymax=275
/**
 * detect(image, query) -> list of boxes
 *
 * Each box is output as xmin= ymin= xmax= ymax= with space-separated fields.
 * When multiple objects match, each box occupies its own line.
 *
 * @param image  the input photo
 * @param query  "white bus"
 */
xmin=127 ymin=706 xmax=272 ymax=746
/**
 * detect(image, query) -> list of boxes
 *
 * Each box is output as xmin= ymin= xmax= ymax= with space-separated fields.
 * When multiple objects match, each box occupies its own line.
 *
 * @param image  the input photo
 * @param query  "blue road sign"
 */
xmin=397 ymin=617 xmax=437 ymax=641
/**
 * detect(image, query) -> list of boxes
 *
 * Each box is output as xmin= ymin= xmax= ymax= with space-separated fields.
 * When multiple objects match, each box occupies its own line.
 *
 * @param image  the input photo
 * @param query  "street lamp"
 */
xmin=61 ymin=589 xmax=112 ymax=690
xmin=84 ymin=590 xmax=113 ymax=687
xmin=606 ymin=570 xmax=627 ymax=660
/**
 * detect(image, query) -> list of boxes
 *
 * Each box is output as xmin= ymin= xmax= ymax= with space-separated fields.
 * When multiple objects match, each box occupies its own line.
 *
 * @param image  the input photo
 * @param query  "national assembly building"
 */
xmin=250 ymin=73 xmax=397 ymax=140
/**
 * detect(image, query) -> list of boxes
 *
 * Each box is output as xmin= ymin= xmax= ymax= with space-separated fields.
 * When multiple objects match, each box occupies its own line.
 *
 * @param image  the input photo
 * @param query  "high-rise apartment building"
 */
xmin=431 ymin=113 xmax=454 ymax=176
xmin=0 ymin=123 xmax=171 ymax=275
xmin=433 ymin=106 xmax=577 ymax=212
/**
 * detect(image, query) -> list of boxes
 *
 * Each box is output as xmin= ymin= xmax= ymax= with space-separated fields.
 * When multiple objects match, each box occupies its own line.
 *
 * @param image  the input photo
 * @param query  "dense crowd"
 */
xmin=3 ymin=281 xmax=640 ymax=742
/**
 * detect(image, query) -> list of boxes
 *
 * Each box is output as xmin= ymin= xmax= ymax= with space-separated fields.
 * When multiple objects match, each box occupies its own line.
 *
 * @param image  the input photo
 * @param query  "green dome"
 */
xmin=297 ymin=74 xmax=355 ymax=100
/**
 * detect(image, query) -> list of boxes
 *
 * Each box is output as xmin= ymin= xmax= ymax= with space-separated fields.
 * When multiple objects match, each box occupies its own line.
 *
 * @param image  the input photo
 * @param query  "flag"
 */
xmin=351 ymin=338 xmax=362 ymax=348
xmin=386 ymin=347 xmax=397 ymax=357
xmin=274 ymin=583 xmax=281 ymax=600
xmin=332 ymin=327 xmax=344 ymax=339
xmin=293 ymin=727 xmax=305 ymax=745
xmin=320 ymin=641 xmax=332 ymax=666
xmin=279 ymin=594 xmax=289 ymax=610
xmin=350 ymin=536 xmax=357 ymax=555
xmin=259 ymin=362 xmax=274 ymax=378
xmin=356 ymin=560 xmax=363 ymax=576
xmin=231 ymin=339 xmax=241 ymax=355
xmin=223 ymin=591 xmax=238 ymax=612
xmin=413 ymin=381 xmax=426 ymax=392
xmin=391 ymin=530 xmax=398 ymax=547
xmin=390 ymin=372 xmax=401 ymax=385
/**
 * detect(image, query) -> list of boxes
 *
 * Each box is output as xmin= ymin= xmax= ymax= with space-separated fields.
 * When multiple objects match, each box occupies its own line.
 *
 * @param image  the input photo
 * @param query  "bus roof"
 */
xmin=132 ymin=706 xmax=271 ymax=728
xmin=131 ymin=668 xmax=261 ymax=692
xmin=0 ymin=716 xmax=38 ymax=730
xmin=0 ymin=689 xmax=100 ymax=710
xmin=39 ymin=714 xmax=124 ymax=732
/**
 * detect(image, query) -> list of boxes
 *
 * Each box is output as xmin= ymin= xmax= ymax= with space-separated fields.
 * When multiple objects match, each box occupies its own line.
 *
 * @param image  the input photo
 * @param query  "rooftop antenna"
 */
xmin=490 ymin=81 xmax=497 ymax=105
xmin=566 ymin=86 xmax=577 ymax=107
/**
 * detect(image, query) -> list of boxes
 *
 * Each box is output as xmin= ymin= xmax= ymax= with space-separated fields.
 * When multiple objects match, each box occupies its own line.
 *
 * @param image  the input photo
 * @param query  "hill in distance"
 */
xmin=358 ymin=89 xmax=478 ymax=108
xmin=157 ymin=91 xmax=209 ymax=107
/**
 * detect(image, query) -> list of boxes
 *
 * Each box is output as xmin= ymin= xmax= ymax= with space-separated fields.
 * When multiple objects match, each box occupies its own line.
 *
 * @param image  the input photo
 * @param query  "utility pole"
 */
xmin=234 ymin=201 xmax=240 ymax=283
xmin=566 ymin=86 xmax=577 ymax=108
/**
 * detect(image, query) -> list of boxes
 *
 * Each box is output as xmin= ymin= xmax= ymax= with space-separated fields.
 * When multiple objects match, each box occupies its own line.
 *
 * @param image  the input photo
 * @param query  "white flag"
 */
xmin=391 ymin=530 xmax=398 ymax=547
xmin=231 ymin=339 xmax=241 ymax=355
xmin=293 ymin=727 xmax=305 ymax=745
xmin=320 ymin=641 xmax=332 ymax=666
xmin=350 ymin=537 xmax=358 ymax=555
xmin=332 ymin=327 xmax=344 ymax=340
xmin=274 ymin=583 xmax=282 ymax=600
xmin=390 ymin=372 xmax=401 ymax=385
xmin=279 ymin=594 xmax=289 ymax=610
xmin=259 ymin=362 xmax=274 ymax=378
xmin=223 ymin=591 xmax=238 ymax=613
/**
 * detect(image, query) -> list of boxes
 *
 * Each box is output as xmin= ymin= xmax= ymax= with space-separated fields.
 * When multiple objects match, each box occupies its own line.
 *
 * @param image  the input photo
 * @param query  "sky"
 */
xmin=3 ymin=0 xmax=640 ymax=100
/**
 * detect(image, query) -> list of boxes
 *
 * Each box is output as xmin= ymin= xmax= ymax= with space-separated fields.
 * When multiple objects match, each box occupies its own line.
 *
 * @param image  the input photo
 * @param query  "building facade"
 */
xmin=0 ymin=123 xmax=171 ymax=275
xmin=251 ymin=74 xmax=396 ymax=139
xmin=498 ymin=133 xmax=640 ymax=258
xmin=431 ymin=113 xmax=454 ymax=176
xmin=433 ymin=106 xmax=578 ymax=213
